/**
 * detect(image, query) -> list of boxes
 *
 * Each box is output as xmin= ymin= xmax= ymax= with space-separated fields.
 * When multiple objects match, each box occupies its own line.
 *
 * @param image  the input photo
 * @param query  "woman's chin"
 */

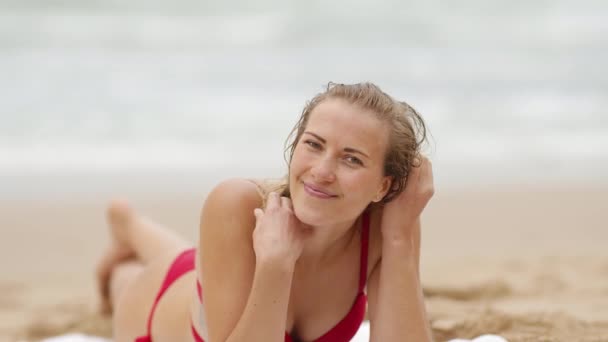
xmin=293 ymin=204 xmax=329 ymax=227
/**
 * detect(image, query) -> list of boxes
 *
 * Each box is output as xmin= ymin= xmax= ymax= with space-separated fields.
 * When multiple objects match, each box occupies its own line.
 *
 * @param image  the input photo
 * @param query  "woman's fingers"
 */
xmin=424 ymin=158 xmax=434 ymax=185
xmin=254 ymin=194 xmax=294 ymax=226
xmin=281 ymin=196 xmax=293 ymax=210
xmin=265 ymin=192 xmax=293 ymax=212
xmin=266 ymin=191 xmax=280 ymax=210
xmin=418 ymin=157 xmax=435 ymax=200
xmin=401 ymin=156 xmax=434 ymax=202
xmin=253 ymin=208 xmax=263 ymax=221
xmin=405 ymin=159 xmax=422 ymax=193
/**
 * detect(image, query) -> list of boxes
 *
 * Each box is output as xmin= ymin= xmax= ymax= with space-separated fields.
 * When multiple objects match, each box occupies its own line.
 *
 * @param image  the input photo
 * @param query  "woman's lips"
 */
xmin=303 ymin=182 xmax=337 ymax=199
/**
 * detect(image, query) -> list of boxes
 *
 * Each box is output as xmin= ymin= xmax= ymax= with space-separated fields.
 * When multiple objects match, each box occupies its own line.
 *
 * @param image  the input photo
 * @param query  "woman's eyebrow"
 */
xmin=303 ymin=131 xmax=370 ymax=158
xmin=304 ymin=131 xmax=326 ymax=143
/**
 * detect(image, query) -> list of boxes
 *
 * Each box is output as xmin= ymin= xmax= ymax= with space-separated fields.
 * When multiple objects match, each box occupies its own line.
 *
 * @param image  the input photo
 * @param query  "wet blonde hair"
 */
xmin=263 ymin=82 xmax=428 ymax=205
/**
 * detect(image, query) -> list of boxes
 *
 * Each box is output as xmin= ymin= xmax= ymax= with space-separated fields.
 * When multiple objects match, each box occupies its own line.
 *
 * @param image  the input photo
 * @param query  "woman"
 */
xmin=96 ymin=82 xmax=435 ymax=342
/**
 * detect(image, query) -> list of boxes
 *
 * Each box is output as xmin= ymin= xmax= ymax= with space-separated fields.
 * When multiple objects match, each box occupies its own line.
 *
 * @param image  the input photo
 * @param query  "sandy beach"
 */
xmin=2 ymin=180 xmax=607 ymax=342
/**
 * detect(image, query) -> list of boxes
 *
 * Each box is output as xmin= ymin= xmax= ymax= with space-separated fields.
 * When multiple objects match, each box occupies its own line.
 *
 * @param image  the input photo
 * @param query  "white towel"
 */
xmin=352 ymin=321 xmax=508 ymax=342
xmin=41 ymin=334 xmax=110 ymax=342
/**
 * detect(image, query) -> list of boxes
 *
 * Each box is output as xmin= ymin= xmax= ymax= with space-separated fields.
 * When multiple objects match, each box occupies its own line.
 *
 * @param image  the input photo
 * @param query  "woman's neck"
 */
xmin=296 ymin=216 xmax=360 ymax=270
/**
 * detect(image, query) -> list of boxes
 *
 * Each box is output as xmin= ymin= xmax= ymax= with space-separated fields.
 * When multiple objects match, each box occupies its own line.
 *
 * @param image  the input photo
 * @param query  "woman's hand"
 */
xmin=381 ymin=156 xmax=434 ymax=241
xmin=252 ymin=192 xmax=311 ymax=268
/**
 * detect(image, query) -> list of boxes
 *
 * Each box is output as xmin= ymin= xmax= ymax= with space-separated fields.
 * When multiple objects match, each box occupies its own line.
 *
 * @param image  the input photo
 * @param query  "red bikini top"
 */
xmin=284 ymin=211 xmax=370 ymax=342
xmin=194 ymin=211 xmax=370 ymax=342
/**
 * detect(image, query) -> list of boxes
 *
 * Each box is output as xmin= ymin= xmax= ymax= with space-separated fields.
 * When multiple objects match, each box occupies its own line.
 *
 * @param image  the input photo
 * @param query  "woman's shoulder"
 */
xmin=204 ymin=178 xmax=265 ymax=211
xmin=200 ymin=178 xmax=264 ymax=242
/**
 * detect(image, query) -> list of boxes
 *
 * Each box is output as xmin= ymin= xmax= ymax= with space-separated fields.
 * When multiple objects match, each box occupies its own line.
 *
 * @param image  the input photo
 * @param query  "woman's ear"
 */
xmin=373 ymin=176 xmax=392 ymax=202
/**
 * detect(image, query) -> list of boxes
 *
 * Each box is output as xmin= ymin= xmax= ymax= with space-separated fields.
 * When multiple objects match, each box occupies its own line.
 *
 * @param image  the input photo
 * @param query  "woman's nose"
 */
xmin=311 ymin=157 xmax=336 ymax=183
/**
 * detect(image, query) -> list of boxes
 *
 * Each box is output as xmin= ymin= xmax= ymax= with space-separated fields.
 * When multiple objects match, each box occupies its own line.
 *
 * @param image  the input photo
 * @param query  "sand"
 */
xmin=2 ymin=182 xmax=608 ymax=342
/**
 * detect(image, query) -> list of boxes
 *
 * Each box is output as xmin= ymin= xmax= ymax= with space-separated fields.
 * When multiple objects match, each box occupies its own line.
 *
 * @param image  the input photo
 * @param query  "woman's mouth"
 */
xmin=303 ymin=182 xmax=337 ymax=199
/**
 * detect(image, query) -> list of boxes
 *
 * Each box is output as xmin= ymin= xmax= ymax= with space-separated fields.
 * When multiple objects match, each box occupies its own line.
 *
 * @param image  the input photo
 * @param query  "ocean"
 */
xmin=1 ymin=1 xmax=607 ymax=195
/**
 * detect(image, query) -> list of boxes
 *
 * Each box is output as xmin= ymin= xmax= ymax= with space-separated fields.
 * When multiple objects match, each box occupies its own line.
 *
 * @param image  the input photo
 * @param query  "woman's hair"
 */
xmin=264 ymin=82 xmax=428 ymax=205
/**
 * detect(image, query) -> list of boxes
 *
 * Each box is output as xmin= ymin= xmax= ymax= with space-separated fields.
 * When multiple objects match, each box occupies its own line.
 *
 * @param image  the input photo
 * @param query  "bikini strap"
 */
xmin=358 ymin=210 xmax=370 ymax=293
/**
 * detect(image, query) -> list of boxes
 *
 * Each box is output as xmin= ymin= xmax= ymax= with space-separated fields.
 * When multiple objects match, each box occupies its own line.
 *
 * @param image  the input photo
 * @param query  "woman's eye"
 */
xmin=305 ymin=140 xmax=322 ymax=149
xmin=345 ymin=155 xmax=363 ymax=166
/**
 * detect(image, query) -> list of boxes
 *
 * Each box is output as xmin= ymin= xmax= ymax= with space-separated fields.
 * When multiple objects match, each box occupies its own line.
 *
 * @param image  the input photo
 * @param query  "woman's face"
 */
xmin=289 ymin=97 xmax=392 ymax=227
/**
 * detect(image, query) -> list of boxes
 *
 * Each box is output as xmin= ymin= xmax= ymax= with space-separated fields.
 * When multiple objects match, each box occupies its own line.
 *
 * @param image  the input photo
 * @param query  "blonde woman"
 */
xmin=97 ymin=82 xmax=435 ymax=342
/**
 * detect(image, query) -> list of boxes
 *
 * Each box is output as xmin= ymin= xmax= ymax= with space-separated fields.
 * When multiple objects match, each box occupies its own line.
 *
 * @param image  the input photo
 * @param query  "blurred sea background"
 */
xmin=2 ymin=0 xmax=607 ymax=198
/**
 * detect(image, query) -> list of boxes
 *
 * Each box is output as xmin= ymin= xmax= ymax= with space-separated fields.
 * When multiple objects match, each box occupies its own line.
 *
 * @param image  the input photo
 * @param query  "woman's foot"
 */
xmin=96 ymin=199 xmax=136 ymax=314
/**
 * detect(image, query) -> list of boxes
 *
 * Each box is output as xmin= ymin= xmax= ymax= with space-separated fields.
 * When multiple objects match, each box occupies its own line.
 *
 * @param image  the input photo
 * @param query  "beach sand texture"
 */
xmin=2 ymin=184 xmax=607 ymax=342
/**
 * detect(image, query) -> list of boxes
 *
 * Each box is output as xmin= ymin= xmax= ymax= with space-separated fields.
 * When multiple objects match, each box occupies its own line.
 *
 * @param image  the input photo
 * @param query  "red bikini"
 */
xmin=134 ymin=248 xmax=204 ymax=342
xmin=135 ymin=211 xmax=370 ymax=342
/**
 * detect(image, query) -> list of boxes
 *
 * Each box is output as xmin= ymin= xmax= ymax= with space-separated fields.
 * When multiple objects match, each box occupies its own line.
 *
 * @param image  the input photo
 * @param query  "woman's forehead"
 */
xmin=305 ymin=98 xmax=389 ymax=154
xmin=307 ymin=98 xmax=385 ymax=131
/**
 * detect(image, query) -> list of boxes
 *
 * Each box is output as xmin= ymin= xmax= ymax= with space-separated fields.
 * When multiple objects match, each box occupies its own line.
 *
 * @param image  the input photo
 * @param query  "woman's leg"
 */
xmin=108 ymin=260 xmax=144 ymax=312
xmin=96 ymin=199 xmax=191 ymax=313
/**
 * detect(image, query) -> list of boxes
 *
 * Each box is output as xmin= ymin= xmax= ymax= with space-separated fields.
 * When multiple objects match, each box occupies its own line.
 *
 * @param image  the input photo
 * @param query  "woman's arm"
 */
xmin=368 ymin=158 xmax=434 ymax=341
xmin=367 ymin=219 xmax=433 ymax=341
xmin=199 ymin=179 xmax=294 ymax=342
